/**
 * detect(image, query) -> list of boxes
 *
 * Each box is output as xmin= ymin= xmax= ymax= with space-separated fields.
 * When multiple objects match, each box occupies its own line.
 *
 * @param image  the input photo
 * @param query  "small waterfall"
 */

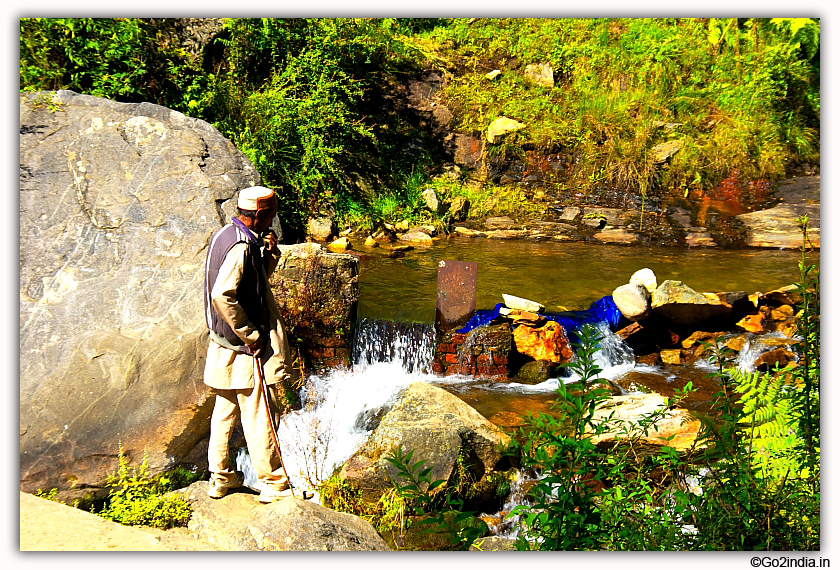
xmin=733 ymin=332 xmax=799 ymax=373
xmin=236 ymin=318 xmax=637 ymax=501
xmin=590 ymin=321 xmax=637 ymax=380
xmin=238 ymin=319 xmax=438 ymax=496
xmin=352 ymin=318 xmax=435 ymax=373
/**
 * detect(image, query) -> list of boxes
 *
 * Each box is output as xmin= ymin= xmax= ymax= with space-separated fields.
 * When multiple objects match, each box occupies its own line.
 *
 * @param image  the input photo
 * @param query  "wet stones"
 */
xmin=338 ymin=382 xmax=512 ymax=503
xmin=514 ymin=360 xmax=553 ymax=385
xmin=590 ymin=393 xmax=701 ymax=452
xmin=485 ymin=216 xmax=519 ymax=230
xmin=650 ymin=280 xmax=733 ymax=329
xmin=433 ymin=325 xmax=511 ymax=379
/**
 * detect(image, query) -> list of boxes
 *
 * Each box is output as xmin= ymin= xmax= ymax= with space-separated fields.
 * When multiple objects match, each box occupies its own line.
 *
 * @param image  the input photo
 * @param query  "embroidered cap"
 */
xmin=237 ymin=186 xmax=277 ymax=212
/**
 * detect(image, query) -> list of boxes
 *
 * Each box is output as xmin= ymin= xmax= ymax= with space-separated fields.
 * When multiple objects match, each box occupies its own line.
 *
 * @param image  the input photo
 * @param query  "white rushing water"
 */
xmin=237 ymin=319 xmax=637 ymax=498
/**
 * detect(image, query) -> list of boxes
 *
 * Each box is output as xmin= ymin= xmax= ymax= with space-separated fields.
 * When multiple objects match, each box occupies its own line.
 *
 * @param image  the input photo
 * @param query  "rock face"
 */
xmin=182 ymin=482 xmax=389 ymax=551
xmin=19 ymin=91 xmax=265 ymax=495
xmin=339 ymin=382 xmax=512 ymax=502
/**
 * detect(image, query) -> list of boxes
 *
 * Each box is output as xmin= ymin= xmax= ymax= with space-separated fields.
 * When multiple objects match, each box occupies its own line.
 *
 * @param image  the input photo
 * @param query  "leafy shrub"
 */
xmin=98 ymin=444 xmax=194 ymax=530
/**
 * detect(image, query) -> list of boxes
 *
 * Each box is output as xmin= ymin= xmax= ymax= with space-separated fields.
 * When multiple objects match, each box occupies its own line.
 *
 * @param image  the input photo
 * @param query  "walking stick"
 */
xmin=254 ymin=352 xmax=297 ymax=499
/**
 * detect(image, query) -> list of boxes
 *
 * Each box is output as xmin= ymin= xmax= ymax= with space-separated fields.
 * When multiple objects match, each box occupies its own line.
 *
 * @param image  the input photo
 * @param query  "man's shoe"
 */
xmin=258 ymin=486 xmax=294 ymax=503
xmin=207 ymin=471 xmax=245 ymax=499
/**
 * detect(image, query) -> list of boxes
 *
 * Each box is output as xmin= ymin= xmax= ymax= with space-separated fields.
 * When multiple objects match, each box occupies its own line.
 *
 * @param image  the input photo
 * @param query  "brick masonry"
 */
xmin=433 ymin=323 xmax=512 ymax=380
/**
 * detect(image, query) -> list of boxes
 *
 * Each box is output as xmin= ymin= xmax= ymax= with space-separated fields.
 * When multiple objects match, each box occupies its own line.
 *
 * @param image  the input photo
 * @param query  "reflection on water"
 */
xmin=358 ymin=237 xmax=817 ymax=323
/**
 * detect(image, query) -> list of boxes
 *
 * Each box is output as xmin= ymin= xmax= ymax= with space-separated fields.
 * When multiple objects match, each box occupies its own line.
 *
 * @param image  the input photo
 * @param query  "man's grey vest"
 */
xmin=204 ymin=220 xmax=271 ymax=353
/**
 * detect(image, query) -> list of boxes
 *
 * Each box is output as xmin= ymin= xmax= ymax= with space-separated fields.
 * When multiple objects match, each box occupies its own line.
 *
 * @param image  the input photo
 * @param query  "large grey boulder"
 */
xmin=339 ymin=382 xmax=512 ymax=503
xmin=19 ymin=90 xmax=261 ymax=495
xmin=182 ymin=482 xmax=389 ymax=551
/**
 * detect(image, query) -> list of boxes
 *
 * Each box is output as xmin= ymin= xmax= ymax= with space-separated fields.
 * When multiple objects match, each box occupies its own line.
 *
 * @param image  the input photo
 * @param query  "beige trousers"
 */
xmin=207 ymin=382 xmax=289 ymax=491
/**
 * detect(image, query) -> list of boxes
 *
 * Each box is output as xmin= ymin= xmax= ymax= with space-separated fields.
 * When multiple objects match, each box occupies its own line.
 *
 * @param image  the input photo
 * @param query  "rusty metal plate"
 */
xmin=436 ymin=260 xmax=478 ymax=331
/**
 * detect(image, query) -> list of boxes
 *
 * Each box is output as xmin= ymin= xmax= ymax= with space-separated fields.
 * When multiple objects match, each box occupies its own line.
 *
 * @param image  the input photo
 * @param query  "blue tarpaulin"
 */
xmin=456 ymin=295 xmax=628 ymax=345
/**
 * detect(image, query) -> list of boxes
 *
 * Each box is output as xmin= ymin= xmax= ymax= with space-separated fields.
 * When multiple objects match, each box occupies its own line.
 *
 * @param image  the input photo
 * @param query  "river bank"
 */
xmin=323 ymin=174 xmax=819 ymax=254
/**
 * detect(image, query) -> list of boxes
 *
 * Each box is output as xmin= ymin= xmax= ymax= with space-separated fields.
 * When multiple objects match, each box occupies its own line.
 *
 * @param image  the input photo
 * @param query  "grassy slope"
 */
xmin=358 ymin=18 xmax=818 ymax=229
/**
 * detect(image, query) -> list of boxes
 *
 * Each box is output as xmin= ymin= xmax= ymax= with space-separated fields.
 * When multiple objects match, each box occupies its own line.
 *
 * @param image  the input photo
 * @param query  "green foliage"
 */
xmin=384 ymin=446 xmax=487 ymax=551
xmin=510 ymin=324 xmax=660 ymax=550
xmin=663 ymin=219 xmax=819 ymax=550
xmin=35 ymin=487 xmax=67 ymax=504
xmin=213 ymin=18 xmax=432 ymax=228
xmin=431 ymin=18 xmax=819 ymax=197
xmin=20 ymin=19 xmax=212 ymax=115
xmin=510 ymin=290 xmax=819 ymax=552
xmin=98 ymin=444 xmax=194 ymax=530
xmin=19 ymin=17 xmax=819 ymax=229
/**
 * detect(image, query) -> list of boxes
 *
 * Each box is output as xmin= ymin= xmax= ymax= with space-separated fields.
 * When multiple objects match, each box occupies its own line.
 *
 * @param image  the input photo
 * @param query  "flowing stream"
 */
xmin=240 ymin=319 xmax=639 ymax=498
xmin=236 ymin=238 xmax=815 ymax=533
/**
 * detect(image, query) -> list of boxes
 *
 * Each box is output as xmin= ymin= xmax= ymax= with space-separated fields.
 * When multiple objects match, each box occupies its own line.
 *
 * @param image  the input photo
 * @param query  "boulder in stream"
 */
xmin=512 ymin=320 xmax=574 ymax=364
xmin=338 ymin=382 xmax=512 ymax=503
xmin=514 ymin=359 xmax=553 ymax=385
xmin=650 ymin=280 xmax=733 ymax=329
xmin=612 ymin=283 xmax=651 ymax=321
xmin=590 ymin=393 xmax=701 ymax=453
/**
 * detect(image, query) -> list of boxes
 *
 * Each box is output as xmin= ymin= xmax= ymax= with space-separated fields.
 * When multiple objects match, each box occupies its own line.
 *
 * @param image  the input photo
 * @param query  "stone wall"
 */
xmin=270 ymin=244 xmax=359 ymax=374
xmin=432 ymin=324 xmax=511 ymax=380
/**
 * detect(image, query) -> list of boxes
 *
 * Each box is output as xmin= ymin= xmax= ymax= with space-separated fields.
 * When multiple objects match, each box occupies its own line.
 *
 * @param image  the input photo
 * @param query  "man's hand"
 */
xmin=247 ymin=340 xmax=262 ymax=358
xmin=263 ymin=230 xmax=280 ymax=256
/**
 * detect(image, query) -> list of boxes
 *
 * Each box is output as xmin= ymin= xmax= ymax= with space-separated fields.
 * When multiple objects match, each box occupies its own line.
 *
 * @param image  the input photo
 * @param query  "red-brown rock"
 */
xmin=512 ymin=321 xmax=574 ymax=363
xmin=737 ymin=313 xmax=766 ymax=333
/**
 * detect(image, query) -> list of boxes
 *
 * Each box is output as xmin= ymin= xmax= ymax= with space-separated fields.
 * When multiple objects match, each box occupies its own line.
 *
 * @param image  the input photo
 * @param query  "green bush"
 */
xmin=98 ymin=444 xmax=195 ymax=530
xmin=508 ymin=219 xmax=819 ymax=551
xmin=20 ymin=18 xmax=819 ymax=229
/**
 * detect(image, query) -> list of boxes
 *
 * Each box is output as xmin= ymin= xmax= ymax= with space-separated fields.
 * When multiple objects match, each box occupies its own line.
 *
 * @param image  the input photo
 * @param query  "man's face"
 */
xmin=254 ymin=204 xmax=278 ymax=234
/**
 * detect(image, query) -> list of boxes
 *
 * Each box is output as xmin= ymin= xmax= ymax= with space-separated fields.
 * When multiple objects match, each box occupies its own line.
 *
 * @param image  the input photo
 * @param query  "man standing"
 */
xmin=203 ymin=185 xmax=296 ymax=502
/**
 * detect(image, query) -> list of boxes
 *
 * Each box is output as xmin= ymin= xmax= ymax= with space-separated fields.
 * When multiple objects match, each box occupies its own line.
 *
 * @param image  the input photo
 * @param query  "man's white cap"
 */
xmin=237 ymin=186 xmax=276 ymax=211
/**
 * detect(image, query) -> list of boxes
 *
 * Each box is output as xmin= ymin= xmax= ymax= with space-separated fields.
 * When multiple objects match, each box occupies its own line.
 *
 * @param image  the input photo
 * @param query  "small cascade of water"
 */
xmin=732 ymin=332 xmax=798 ymax=373
xmin=236 ymin=318 xmax=637 ymax=506
xmin=237 ymin=318 xmax=438 ymax=496
xmin=352 ymin=318 xmax=435 ymax=373
xmin=588 ymin=321 xmax=636 ymax=380
xmin=479 ymin=469 xmax=536 ymax=539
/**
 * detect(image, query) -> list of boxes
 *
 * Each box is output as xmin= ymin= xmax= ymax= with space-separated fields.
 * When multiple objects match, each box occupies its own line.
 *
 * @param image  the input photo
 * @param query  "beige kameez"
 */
xmin=204 ymin=241 xmax=294 ymax=490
